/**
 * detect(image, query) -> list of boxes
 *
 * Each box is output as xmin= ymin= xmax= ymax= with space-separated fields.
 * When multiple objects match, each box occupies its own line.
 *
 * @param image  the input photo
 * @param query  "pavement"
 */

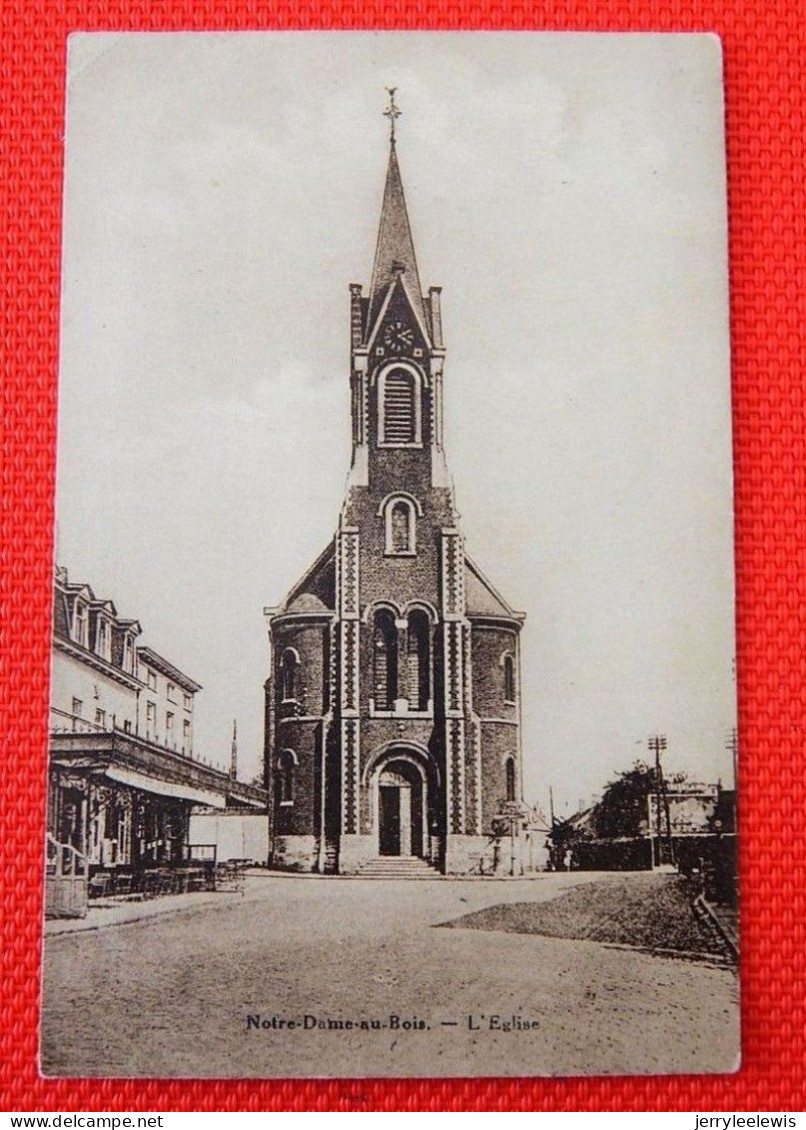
xmin=44 ymin=888 xmax=246 ymax=936
xmin=43 ymin=868 xmax=550 ymax=937
xmin=41 ymin=871 xmax=740 ymax=1079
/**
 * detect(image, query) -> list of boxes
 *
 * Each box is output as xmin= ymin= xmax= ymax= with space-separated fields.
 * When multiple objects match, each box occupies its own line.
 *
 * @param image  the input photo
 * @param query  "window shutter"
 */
xmin=407 ymin=633 xmax=420 ymax=706
xmin=374 ymin=632 xmax=390 ymax=709
xmin=407 ymin=614 xmax=429 ymax=710
xmin=383 ymin=370 xmax=416 ymax=444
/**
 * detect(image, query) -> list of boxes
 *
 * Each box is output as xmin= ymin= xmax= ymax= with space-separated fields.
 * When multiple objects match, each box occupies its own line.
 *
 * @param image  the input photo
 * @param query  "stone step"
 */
xmin=356 ymin=873 xmax=442 ymax=879
xmin=356 ymin=857 xmax=441 ymax=878
xmin=359 ymin=857 xmax=435 ymax=865
xmin=358 ymin=867 xmax=437 ymax=873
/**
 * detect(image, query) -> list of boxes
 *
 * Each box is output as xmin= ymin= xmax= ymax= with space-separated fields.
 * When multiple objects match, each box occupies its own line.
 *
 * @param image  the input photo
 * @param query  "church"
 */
xmin=264 ymin=98 xmax=526 ymax=875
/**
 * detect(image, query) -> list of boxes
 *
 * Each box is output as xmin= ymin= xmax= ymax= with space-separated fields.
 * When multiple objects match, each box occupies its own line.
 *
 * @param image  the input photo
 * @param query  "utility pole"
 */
xmin=725 ymin=727 xmax=738 ymax=831
xmin=510 ymin=813 xmax=516 ymax=877
xmin=648 ymin=733 xmax=674 ymax=869
xmin=230 ymin=718 xmax=238 ymax=782
xmin=548 ymin=786 xmax=557 ymax=872
xmin=725 ymin=727 xmax=738 ymax=788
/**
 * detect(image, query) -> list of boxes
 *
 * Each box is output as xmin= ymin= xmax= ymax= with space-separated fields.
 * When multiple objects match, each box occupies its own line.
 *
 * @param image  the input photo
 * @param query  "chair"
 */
xmin=112 ymin=872 xmax=132 ymax=897
xmin=88 ymin=871 xmax=111 ymax=900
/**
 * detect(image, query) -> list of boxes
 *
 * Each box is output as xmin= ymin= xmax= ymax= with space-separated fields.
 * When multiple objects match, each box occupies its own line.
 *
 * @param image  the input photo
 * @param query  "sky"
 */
xmin=56 ymin=32 xmax=736 ymax=817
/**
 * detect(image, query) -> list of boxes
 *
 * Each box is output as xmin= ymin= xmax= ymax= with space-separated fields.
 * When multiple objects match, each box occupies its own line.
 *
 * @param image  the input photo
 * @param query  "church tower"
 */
xmin=264 ymin=94 xmax=526 ymax=874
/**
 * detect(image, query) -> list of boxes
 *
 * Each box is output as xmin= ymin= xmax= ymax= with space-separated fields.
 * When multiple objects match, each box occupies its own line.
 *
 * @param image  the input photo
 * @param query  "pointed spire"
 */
xmin=368 ymin=96 xmax=428 ymax=337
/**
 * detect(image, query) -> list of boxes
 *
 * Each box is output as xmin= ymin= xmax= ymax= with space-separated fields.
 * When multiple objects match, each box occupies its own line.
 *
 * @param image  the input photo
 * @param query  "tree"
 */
xmin=594 ymin=760 xmax=688 ymax=840
xmin=546 ymin=760 xmax=691 ymax=870
xmin=546 ymin=809 xmax=595 ymax=870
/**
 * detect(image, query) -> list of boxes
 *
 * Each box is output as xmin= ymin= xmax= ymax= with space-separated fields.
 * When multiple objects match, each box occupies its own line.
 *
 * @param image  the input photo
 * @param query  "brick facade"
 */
xmin=265 ymin=137 xmax=527 ymax=874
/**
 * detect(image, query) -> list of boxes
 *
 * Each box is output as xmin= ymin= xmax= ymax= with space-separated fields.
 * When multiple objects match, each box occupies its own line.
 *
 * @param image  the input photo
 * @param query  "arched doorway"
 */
xmin=376 ymin=757 xmax=426 ymax=858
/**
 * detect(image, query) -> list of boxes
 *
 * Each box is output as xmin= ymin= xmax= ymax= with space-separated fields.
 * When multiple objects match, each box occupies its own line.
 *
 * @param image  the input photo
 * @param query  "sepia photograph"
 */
xmin=41 ymin=31 xmax=738 ymax=1079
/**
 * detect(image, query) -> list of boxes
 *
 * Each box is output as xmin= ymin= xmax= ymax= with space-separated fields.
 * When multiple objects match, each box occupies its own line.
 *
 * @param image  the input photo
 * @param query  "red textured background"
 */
xmin=1 ymin=0 xmax=804 ymax=1114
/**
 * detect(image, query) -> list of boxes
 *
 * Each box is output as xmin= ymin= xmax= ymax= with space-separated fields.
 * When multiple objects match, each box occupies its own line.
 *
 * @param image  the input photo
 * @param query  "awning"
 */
xmin=104 ymin=764 xmax=226 ymax=809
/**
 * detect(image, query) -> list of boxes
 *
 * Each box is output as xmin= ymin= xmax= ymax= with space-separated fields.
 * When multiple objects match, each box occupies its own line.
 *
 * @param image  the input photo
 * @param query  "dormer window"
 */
xmin=73 ymin=602 xmax=88 ymax=647
xmin=378 ymin=365 xmax=422 ymax=447
xmin=96 ymin=617 xmax=110 ymax=661
xmin=123 ymin=635 xmax=134 ymax=674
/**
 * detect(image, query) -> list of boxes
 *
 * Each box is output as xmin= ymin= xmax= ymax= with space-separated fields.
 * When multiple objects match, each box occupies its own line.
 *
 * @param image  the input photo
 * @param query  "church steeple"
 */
xmin=367 ymin=93 xmax=428 ymax=340
xmin=347 ymin=92 xmax=447 ymax=489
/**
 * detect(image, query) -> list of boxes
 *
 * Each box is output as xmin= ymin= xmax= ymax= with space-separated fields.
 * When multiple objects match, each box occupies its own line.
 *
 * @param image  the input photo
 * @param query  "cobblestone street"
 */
xmin=41 ymin=872 xmax=739 ymax=1078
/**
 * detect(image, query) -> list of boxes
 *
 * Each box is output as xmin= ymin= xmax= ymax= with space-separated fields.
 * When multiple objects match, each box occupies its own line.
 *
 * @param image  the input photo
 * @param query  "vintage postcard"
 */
xmin=41 ymin=32 xmax=738 ymax=1078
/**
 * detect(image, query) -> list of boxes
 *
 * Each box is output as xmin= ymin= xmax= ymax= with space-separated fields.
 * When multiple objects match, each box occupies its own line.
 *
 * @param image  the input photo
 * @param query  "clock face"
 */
xmin=383 ymin=320 xmax=415 ymax=354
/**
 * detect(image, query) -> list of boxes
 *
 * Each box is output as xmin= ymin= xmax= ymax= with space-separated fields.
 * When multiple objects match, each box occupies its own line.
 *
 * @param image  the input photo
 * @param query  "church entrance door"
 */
xmin=377 ymin=759 xmax=423 ymax=857
xmin=379 ymin=785 xmax=401 ymax=855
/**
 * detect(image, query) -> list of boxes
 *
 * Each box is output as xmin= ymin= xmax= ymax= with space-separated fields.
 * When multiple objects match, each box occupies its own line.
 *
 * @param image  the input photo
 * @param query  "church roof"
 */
xmin=286 ymin=592 xmax=330 ymax=614
xmin=464 ymin=556 xmax=524 ymax=623
xmin=367 ymin=142 xmax=429 ymax=342
xmin=280 ymin=540 xmax=336 ymax=615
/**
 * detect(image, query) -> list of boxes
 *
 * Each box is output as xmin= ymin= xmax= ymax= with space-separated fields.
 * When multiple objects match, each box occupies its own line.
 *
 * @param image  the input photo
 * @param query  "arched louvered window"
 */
xmin=373 ymin=609 xmax=398 ymax=711
xmin=407 ymin=610 xmax=430 ymax=711
xmin=379 ymin=367 xmax=421 ymax=446
xmin=280 ymin=649 xmax=298 ymax=702
xmin=503 ymin=653 xmax=516 ymax=703
xmin=505 ymin=757 xmax=516 ymax=803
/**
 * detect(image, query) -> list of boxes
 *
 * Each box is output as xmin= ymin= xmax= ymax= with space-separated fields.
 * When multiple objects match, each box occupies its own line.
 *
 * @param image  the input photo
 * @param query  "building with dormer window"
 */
xmin=264 ymin=118 xmax=526 ymax=875
xmin=48 ymin=567 xmax=265 ymax=905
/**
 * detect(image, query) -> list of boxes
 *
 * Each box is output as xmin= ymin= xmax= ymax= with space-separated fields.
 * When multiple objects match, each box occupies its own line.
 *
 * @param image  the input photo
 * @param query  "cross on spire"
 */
xmin=383 ymin=87 xmax=401 ymax=145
